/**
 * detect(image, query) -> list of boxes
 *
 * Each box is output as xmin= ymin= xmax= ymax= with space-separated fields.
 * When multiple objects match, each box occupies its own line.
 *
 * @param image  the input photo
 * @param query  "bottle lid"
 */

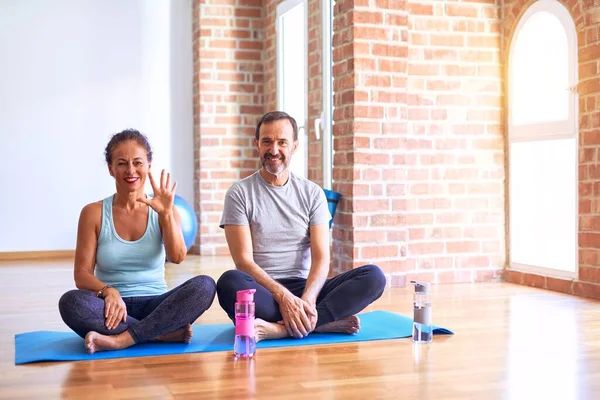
xmin=236 ymin=288 xmax=256 ymax=302
xmin=410 ymin=281 xmax=430 ymax=293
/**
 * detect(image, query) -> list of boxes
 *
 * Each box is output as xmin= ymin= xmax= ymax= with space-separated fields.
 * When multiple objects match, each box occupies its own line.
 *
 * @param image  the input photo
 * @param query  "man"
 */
xmin=217 ymin=111 xmax=386 ymax=341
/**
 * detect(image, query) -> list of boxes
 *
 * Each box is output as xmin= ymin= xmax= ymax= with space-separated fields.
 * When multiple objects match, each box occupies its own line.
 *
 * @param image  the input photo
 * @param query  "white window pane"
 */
xmin=278 ymin=2 xmax=306 ymax=178
xmin=509 ymin=138 xmax=576 ymax=272
xmin=280 ymin=5 xmax=306 ymax=124
xmin=511 ymin=11 xmax=569 ymax=125
xmin=289 ymin=127 xmax=305 ymax=177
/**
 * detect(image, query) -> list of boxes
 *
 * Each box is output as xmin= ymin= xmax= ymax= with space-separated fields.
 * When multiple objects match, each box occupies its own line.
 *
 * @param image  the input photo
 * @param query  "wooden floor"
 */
xmin=0 ymin=256 xmax=599 ymax=399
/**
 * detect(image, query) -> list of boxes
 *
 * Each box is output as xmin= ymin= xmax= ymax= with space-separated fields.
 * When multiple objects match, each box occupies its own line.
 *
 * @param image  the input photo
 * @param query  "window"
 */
xmin=276 ymin=0 xmax=308 ymax=178
xmin=508 ymin=0 xmax=578 ymax=277
xmin=319 ymin=0 xmax=334 ymax=190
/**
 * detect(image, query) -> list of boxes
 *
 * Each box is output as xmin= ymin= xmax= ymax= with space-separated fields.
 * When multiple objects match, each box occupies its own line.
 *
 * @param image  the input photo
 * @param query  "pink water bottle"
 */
xmin=234 ymin=289 xmax=256 ymax=358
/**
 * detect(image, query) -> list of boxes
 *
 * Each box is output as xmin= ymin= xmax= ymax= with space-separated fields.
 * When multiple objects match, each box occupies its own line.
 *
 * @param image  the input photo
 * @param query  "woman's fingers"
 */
xmin=165 ymin=171 xmax=171 ymax=190
xmin=147 ymin=171 xmax=158 ymax=192
xmin=111 ymin=309 xmax=120 ymax=330
xmin=115 ymin=309 xmax=124 ymax=329
xmin=105 ymin=307 xmax=115 ymax=329
xmin=107 ymin=306 xmax=126 ymax=330
xmin=136 ymin=196 xmax=151 ymax=206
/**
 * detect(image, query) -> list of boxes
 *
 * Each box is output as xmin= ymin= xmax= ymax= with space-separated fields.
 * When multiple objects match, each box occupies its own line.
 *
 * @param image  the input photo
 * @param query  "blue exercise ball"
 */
xmin=148 ymin=194 xmax=198 ymax=251
xmin=174 ymin=195 xmax=198 ymax=251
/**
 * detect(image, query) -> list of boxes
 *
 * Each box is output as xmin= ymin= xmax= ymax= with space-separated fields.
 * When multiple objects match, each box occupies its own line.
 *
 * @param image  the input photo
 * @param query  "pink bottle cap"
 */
xmin=236 ymin=289 xmax=256 ymax=302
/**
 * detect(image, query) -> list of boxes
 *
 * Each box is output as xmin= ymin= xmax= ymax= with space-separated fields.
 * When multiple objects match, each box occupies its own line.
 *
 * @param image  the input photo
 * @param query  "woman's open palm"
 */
xmin=137 ymin=169 xmax=177 ymax=215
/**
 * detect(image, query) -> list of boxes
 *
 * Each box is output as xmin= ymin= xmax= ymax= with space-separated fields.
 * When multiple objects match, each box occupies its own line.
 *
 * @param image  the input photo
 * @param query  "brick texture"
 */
xmin=195 ymin=0 xmax=264 ymax=255
xmin=502 ymin=0 xmax=600 ymax=301
xmin=196 ymin=0 xmax=324 ymax=256
xmin=331 ymin=0 xmax=505 ymax=285
xmin=196 ymin=0 xmax=600 ymax=298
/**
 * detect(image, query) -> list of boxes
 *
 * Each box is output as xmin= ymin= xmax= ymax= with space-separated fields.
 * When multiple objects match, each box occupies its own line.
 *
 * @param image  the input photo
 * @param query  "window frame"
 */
xmin=276 ymin=0 xmax=309 ymax=179
xmin=321 ymin=0 xmax=333 ymax=191
xmin=508 ymin=0 xmax=578 ymax=141
xmin=507 ymin=0 xmax=579 ymax=279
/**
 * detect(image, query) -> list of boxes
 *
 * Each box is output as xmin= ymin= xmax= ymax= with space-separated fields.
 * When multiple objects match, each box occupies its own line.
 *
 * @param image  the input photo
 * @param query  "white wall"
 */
xmin=0 ymin=0 xmax=194 ymax=252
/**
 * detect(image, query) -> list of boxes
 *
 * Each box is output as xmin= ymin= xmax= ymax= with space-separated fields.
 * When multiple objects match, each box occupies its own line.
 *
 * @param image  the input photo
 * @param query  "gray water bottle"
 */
xmin=411 ymin=281 xmax=432 ymax=343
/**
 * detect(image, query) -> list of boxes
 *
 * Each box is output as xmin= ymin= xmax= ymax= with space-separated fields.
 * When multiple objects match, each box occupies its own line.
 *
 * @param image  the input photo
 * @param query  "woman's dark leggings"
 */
xmin=216 ymin=264 xmax=387 ymax=328
xmin=58 ymin=275 xmax=217 ymax=343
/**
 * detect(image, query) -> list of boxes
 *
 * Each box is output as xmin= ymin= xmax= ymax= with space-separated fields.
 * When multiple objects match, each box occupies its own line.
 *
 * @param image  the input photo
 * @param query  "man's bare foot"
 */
xmin=254 ymin=318 xmax=289 ymax=343
xmin=154 ymin=324 xmax=193 ymax=344
xmin=84 ymin=331 xmax=135 ymax=354
xmin=315 ymin=315 xmax=360 ymax=335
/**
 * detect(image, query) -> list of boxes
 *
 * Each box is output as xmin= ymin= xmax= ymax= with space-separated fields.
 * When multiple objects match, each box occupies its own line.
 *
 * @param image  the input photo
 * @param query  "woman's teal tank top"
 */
xmin=94 ymin=195 xmax=167 ymax=297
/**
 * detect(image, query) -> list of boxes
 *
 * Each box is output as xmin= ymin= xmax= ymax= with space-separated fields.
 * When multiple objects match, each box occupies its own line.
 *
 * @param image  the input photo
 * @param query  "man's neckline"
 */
xmin=257 ymin=169 xmax=290 ymax=188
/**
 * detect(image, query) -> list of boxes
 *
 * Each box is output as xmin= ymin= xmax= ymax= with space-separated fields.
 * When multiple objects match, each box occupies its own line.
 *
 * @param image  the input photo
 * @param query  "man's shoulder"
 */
xmin=291 ymin=173 xmax=324 ymax=197
xmin=226 ymin=171 xmax=260 ymax=194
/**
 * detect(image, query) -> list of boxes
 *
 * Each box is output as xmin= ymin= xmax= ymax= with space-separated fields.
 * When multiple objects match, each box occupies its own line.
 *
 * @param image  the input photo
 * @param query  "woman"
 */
xmin=58 ymin=129 xmax=216 ymax=354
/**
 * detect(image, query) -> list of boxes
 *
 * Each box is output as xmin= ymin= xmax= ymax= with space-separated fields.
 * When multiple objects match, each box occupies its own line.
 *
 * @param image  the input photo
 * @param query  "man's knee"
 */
xmin=216 ymin=269 xmax=251 ymax=296
xmin=361 ymin=264 xmax=387 ymax=297
xmin=216 ymin=269 xmax=251 ymax=309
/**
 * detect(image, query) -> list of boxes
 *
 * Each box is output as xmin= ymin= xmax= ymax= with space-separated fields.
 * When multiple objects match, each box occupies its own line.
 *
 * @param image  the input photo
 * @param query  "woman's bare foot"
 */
xmin=315 ymin=315 xmax=360 ymax=335
xmin=84 ymin=331 xmax=135 ymax=354
xmin=154 ymin=324 xmax=193 ymax=344
xmin=254 ymin=318 xmax=290 ymax=343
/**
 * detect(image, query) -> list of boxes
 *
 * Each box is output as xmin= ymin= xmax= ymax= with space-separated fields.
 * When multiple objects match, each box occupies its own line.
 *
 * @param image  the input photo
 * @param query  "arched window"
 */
xmin=508 ymin=0 xmax=578 ymax=276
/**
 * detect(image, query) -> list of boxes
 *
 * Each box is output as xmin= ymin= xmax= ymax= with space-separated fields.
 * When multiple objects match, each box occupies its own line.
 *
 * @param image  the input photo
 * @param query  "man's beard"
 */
xmin=262 ymin=153 xmax=290 ymax=175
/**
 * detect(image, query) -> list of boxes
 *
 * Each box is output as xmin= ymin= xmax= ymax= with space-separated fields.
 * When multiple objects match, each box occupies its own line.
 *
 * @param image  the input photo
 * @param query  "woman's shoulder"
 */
xmin=82 ymin=200 xmax=103 ymax=213
xmin=78 ymin=200 xmax=104 ymax=225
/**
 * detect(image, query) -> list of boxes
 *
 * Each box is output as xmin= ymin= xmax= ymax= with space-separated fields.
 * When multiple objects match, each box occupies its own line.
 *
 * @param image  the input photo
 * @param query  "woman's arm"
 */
xmin=73 ymin=202 xmax=127 ymax=329
xmin=73 ymin=203 xmax=107 ymax=292
xmin=139 ymin=169 xmax=187 ymax=264
xmin=159 ymin=207 xmax=186 ymax=264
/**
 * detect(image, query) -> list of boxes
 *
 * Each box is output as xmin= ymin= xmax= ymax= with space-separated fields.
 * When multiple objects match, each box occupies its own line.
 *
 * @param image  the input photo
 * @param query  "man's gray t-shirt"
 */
xmin=219 ymin=170 xmax=331 ymax=279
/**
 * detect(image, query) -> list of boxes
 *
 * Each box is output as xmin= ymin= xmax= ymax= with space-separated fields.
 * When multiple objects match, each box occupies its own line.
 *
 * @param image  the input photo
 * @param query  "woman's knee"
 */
xmin=58 ymin=289 xmax=89 ymax=317
xmin=188 ymin=275 xmax=217 ymax=305
xmin=57 ymin=289 xmax=93 ymax=338
xmin=190 ymin=274 xmax=216 ymax=291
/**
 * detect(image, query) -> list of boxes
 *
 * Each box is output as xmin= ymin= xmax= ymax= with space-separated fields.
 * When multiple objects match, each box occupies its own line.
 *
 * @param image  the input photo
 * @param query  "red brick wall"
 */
xmin=195 ymin=0 xmax=264 ymax=255
xmin=331 ymin=0 xmax=505 ymax=285
xmin=331 ymin=0 xmax=409 ymax=277
xmin=197 ymin=0 xmax=600 ymax=298
xmin=196 ymin=0 xmax=324 ymax=256
xmin=263 ymin=0 xmax=277 ymax=111
xmin=503 ymin=0 xmax=600 ymax=300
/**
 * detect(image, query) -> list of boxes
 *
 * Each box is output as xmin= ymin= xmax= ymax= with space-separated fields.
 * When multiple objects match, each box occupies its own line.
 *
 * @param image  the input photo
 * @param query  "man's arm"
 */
xmin=223 ymin=225 xmax=289 ymax=303
xmin=301 ymin=222 xmax=331 ymax=306
xmin=223 ymin=224 xmax=316 ymax=338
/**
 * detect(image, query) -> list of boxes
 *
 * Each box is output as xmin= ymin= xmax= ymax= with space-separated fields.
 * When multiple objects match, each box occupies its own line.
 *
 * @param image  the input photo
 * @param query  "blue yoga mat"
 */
xmin=14 ymin=310 xmax=453 ymax=365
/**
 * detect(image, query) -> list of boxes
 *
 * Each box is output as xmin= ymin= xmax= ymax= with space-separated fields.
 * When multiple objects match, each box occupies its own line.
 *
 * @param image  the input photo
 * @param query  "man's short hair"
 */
xmin=254 ymin=111 xmax=298 ymax=141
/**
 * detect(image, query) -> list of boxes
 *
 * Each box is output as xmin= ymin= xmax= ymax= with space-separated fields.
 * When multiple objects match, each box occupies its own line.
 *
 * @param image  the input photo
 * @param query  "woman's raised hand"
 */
xmin=137 ymin=169 xmax=177 ymax=216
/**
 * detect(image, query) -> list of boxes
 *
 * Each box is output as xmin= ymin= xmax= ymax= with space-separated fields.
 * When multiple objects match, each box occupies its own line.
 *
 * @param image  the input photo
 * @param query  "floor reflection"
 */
xmin=507 ymin=295 xmax=578 ymax=400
